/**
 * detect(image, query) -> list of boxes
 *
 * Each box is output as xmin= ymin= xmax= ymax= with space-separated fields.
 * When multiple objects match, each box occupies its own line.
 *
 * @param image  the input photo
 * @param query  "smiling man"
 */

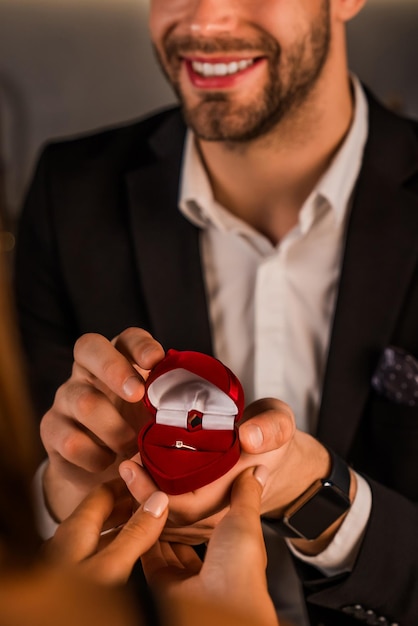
xmin=14 ymin=1 xmax=418 ymax=625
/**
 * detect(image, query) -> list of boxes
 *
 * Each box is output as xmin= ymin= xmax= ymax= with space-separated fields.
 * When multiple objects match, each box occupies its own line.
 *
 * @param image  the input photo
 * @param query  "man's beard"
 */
xmin=154 ymin=3 xmax=331 ymax=143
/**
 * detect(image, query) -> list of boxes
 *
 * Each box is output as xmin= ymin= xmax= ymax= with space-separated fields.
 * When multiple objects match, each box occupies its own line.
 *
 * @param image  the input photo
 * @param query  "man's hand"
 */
xmin=119 ymin=397 xmax=333 ymax=549
xmin=40 ymin=328 xmax=165 ymax=522
xmin=40 ymin=324 xmax=346 ymax=556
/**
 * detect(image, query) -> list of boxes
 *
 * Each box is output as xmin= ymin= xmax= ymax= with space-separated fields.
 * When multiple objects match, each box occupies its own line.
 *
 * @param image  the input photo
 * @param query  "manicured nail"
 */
xmin=119 ymin=466 xmax=134 ymax=485
xmin=245 ymin=424 xmax=264 ymax=449
xmin=123 ymin=376 xmax=142 ymax=398
xmin=143 ymin=492 xmax=169 ymax=518
xmin=253 ymin=465 xmax=269 ymax=489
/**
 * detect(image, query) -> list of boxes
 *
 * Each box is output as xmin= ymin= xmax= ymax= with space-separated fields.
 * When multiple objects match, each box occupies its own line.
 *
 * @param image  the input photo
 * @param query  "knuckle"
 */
xmin=121 ymin=328 xmax=164 ymax=360
xmin=100 ymin=357 xmax=124 ymax=385
xmin=40 ymin=410 xmax=55 ymax=447
xmin=122 ymin=518 xmax=150 ymax=543
xmin=53 ymin=381 xmax=72 ymax=408
xmin=123 ymin=326 xmax=152 ymax=341
xmin=60 ymin=430 xmax=114 ymax=472
xmin=59 ymin=429 xmax=83 ymax=462
xmin=73 ymin=332 xmax=103 ymax=359
xmin=74 ymin=387 xmax=100 ymax=419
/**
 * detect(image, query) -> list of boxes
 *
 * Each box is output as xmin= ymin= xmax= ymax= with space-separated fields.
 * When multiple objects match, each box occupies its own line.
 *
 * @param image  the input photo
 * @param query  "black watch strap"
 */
xmin=263 ymin=448 xmax=351 ymax=540
xmin=317 ymin=448 xmax=350 ymax=493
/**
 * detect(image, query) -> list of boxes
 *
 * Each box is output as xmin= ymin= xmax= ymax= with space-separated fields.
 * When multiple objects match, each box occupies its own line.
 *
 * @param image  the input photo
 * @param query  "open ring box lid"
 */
xmin=138 ymin=349 xmax=245 ymax=494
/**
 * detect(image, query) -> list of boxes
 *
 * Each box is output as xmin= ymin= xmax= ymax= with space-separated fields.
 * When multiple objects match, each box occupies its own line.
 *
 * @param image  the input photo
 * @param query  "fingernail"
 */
xmin=143 ymin=492 xmax=169 ymax=518
xmin=253 ymin=465 xmax=269 ymax=489
xmin=119 ymin=466 xmax=134 ymax=485
xmin=123 ymin=376 xmax=142 ymax=398
xmin=245 ymin=424 xmax=264 ymax=449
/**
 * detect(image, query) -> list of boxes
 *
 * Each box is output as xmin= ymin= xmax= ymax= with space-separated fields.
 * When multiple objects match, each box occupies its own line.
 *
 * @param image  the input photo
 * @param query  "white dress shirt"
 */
xmin=178 ymin=76 xmax=372 ymax=625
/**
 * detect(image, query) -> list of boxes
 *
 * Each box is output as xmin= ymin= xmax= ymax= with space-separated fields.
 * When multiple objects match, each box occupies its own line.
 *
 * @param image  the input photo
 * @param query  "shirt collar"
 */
xmin=312 ymin=74 xmax=368 ymax=226
xmin=179 ymin=75 xmax=369 ymax=236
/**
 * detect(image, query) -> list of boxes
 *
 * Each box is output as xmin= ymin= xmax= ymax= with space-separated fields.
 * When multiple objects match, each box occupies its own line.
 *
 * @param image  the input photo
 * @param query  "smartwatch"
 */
xmin=263 ymin=448 xmax=351 ymax=541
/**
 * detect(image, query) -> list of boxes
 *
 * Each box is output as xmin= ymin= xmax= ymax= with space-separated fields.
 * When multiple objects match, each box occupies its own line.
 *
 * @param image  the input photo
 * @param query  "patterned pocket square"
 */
xmin=371 ymin=346 xmax=418 ymax=407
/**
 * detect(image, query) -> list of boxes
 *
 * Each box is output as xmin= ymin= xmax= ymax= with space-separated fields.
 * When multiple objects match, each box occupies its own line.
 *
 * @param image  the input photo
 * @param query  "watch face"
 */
xmin=285 ymin=481 xmax=351 ymax=540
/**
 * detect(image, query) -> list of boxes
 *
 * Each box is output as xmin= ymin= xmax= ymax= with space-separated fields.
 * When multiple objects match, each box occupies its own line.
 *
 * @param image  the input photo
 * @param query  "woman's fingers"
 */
xmin=207 ymin=465 xmax=267 ymax=553
xmin=44 ymin=478 xmax=169 ymax=585
xmin=85 ymin=491 xmax=169 ymax=584
xmin=44 ymin=480 xmax=127 ymax=563
xmin=230 ymin=464 xmax=268 ymax=513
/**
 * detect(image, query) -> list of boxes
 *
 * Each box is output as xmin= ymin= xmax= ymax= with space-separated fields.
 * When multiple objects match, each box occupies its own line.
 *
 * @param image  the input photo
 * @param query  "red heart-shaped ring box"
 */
xmin=138 ymin=349 xmax=245 ymax=494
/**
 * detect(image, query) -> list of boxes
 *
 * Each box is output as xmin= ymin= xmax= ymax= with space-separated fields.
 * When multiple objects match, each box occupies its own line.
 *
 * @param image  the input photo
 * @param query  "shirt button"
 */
xmin=365 ymin=610 xmax=389 ymax=626
xmin=342 ymin=604 xmax=363 ymax=616
xmin=354 ymin=605 xmax=367 ymax=619
xmin=365 ymin=609 xmax=377 ymax=623
xmin=342 ymin=604 xmax=370 ymax=620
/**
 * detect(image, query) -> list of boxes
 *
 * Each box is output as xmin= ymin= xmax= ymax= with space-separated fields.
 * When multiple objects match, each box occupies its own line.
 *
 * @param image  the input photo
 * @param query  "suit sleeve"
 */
xmin=298 ymin=478 xmax=418 ymax=626
xmin=14 ymin=146 xmax=78 ymax=420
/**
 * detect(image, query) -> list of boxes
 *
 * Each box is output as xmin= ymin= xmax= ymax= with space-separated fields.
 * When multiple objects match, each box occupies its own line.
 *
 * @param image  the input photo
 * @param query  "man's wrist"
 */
xmin=290 ymin=469 xmax=357 ymax=556
xmin=262 ymin=448 xmax=353 ymax=549
xmin=288 ymin=472 xmax=371 ymax=575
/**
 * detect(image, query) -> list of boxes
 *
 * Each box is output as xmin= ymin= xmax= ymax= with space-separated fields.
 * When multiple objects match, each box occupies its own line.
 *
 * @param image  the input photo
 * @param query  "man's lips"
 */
xmin=182 ymin=56 xmax=264 ymax=89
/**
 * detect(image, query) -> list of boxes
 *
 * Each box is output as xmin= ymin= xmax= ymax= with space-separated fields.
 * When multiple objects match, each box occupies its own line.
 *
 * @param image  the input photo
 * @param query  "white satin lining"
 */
xmin=148 ymin=368 xmax=238 ymax=430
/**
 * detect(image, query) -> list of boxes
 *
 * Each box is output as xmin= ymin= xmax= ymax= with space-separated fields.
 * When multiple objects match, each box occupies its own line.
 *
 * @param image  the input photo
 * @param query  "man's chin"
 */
xmin=182 ymin=106 xmax=267 ymax=143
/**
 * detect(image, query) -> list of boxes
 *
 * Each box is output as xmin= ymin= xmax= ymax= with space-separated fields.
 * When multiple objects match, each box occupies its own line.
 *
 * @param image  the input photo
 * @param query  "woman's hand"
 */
xmin=141 ymin=467 xmax=279 ymax=626
xmin=42 ymin=478 xmax=168 ymax=585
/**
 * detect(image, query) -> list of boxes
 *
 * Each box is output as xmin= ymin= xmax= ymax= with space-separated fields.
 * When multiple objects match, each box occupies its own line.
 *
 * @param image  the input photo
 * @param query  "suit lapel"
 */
xmin=317 ymin=96 xmax=418 ymax=456
xmin=125 ymin=112 xmax=213 ymax=355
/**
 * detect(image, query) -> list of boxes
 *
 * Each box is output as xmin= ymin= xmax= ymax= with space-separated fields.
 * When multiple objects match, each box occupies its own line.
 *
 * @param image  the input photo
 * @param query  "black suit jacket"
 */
xmin=15 ymin=91 xmax=418 ymax=625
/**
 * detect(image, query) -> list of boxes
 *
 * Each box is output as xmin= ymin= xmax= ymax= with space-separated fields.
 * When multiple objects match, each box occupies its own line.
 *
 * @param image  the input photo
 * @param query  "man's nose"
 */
xmin=186 ymin=0 xmax=239 ymax=35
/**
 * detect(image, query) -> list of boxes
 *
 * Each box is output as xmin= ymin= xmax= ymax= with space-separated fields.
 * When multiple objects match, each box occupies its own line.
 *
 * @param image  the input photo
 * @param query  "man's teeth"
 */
xmin=191 ymin=59 xmax=255 ymax=77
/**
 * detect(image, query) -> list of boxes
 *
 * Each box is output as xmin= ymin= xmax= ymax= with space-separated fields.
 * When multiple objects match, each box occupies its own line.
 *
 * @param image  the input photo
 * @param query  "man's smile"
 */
xmin=182 ymin=56 xmax=265 ymax=89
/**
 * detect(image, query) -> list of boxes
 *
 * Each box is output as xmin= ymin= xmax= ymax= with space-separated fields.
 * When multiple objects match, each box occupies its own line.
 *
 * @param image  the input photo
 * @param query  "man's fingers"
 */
xmin=168 ymin=542 xmax=203 ymax=574
xmin=41 ymin=410 xmax=117 ymax=473
xmin=73 ymin=332 xmax=153 ymax=403
xmin=112 ymin=327 xmax=165 ymax=378
xmin=41 ymin=389 xmax=139 ymax=473
xmin=119 ymin=458 xmax=160 ymax=504
xmin=239 ymin=398 xmax=295 ymax=454
xmin=141 ymin=541 xmax=202 ymax=589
